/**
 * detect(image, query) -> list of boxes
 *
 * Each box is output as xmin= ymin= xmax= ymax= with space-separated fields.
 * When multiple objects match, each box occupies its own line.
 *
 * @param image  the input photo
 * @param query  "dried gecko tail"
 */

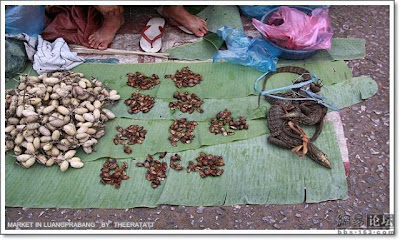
xmin=309 ymin=106 xmax=328 ymax=141
xmin=306 ymin=142 xmax=332 ymax=169
xmin=257 ymin=71 xmax=276 ymax=109
xmin=276 ymin=66 xmax=312 ymax=81
xmin=309 ymin=121 xmax=324 ymax=142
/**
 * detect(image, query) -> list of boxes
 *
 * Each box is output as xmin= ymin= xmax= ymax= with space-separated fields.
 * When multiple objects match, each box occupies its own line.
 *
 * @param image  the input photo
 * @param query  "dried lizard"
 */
xmin=266 ymin=99 xmax=332 ymax=169
xmin=259 ymin=66 xmax=328 ymax=141
xmin=282 ymin=100 xmax=328 ymax=141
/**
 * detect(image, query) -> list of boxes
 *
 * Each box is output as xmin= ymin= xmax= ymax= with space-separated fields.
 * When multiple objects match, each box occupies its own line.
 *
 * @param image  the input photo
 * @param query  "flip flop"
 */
xmin=140 ymin=17 xmax=165 ymax=53
xmin=157 ymin=6 xmax=194 ymax=35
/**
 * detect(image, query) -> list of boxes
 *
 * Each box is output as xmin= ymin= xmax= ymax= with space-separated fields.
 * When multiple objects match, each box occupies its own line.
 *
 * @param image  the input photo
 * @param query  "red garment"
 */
xmin=42 ymin=6 xmax=102 ymax=47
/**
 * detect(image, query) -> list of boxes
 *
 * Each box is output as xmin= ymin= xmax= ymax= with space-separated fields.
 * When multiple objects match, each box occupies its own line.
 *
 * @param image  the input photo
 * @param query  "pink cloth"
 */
xmin=252 ymin=6 xmax=333 ymax=50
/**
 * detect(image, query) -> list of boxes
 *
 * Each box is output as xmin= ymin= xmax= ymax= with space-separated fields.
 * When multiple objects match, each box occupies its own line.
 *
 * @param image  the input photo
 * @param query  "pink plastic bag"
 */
xmin=252 ymin=6 xmax=333 ymax=50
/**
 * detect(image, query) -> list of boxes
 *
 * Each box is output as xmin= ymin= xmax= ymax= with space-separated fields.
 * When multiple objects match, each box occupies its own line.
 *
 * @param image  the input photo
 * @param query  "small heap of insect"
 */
xmin=5 ymin=71 xmax=120 ymax=171
xmin=124 ymin=93 xmax=155 ymax=114
xmin=136 ymin=154 xmax=168 ymax=188
xmin=169 ymin=153 xmax=183 ymax=171
xmin=187 ymin=152 xmax=225 ymax=177
xmin=126 ymin=72 xmax=160 ymax=90
xmin=113 ymin=125 xmax=147 ymax=154
xmin=165 ymin=66 xmax=203 ymax=88
xmin=168 ymin=118 xmax=198 ymax=147
xmin=169 ymin=91 xmax=204 ymax=114
xmin=209 ymin=109 xmax=249 ymax=136
xmin=100 ymin=158 xmax=129 ymax=188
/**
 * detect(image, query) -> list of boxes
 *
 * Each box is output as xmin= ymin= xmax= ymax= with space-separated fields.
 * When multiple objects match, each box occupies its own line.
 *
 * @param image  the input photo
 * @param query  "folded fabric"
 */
xmin=33 ymin=36 xmax=84 ymax=74
xmin=42 ymin=6 xmax=102 ymax=48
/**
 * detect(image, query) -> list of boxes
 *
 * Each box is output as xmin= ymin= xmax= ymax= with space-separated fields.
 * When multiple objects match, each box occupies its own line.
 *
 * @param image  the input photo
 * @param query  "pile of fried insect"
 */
xmin=260 ymin=66 xmax=332 ymax=169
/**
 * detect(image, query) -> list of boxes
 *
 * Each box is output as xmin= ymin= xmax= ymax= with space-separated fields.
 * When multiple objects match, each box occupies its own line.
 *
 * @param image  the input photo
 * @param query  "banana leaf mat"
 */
xmin=5 ymin=61 xmax=377 ymax=161
xmin=4 ymin=60 xmax=377 ymax=208
xmin=7 ymin=60 xmax=369 ymax=101
xmin=70 ymin=60 xmax=353 ymax=100
xmin=5 ymin=122 xmax=347 ymax=208
xmin=108 ymin=75 xmax=377 ymax=122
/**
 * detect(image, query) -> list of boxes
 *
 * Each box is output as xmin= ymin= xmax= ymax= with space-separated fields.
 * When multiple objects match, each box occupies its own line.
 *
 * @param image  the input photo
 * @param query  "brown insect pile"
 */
xmin=209 ymin=109 xmax=249 ymax=136
xmin=168 ymin=118 xmax=198 ymax=147
xmin=187 ymin=152 xmax=225 ymax=178
xmin=126 ymin=72 xmax=160 ymax=90
xmin=113 ymin=125 xmax=147 ymax=154
xmin=100 ymin=158 xmax=129 ymax=188
xmin=169 ymin=91 xmax=204 ymax=114
xmin=124 ymin=93 xmax=155 ymax=114
xmin=4 ymin=71 xmax=120 ymax=171
xmin=136 ymin=154 xmax=167 ymax=188
xmin=165 ymin=66 xmax=202 ymax=88
xmin=170 ymin=153 xmax=183 ymax=170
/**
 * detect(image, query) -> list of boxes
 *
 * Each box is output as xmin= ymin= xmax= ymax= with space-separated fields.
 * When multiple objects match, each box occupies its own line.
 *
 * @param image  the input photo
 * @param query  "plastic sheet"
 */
xmin=253 ymin=6 xmax=333 ymax=50
xmin=5 ymin=6 xmax=45 ymax=36
xmin=213 ymin=26 xmax=281 ymax=73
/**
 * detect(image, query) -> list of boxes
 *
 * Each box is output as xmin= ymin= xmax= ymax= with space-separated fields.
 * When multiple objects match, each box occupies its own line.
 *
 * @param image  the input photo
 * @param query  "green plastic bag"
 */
xmin=5 ymin=37 xmax=28 ymax=79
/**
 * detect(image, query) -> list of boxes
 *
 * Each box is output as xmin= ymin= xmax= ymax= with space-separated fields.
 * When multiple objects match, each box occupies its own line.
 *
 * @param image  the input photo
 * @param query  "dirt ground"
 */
xmin=4 ymin=5 xmax=390 ymax=231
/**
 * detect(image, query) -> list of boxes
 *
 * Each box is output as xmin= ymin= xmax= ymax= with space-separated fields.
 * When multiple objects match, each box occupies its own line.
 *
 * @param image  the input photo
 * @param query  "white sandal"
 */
xmin=139 ymin=17 xmax=165 ymax=53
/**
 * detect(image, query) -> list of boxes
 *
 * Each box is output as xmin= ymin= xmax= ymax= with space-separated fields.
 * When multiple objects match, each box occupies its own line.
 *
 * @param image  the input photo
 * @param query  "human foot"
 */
xmin=88 ymin=14 xmax=124 ymax=50
xmin=162 ymin=6 xmax=208 ymax=37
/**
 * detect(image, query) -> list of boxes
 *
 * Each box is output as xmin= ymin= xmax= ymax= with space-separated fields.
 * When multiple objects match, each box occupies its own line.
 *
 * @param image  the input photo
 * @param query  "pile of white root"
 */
xmin=5 ymin=71 xmax=120 ymax=171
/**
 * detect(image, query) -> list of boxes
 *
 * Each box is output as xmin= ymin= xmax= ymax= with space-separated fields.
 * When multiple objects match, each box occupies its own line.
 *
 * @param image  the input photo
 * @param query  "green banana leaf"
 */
xmin=6 ymin=59 xmax=378 ymax=208
xmin=74 ymin=118 xmax=268 ymax=161
xmin=166 ymin=37 xmax=365 ymax=61
xmin=109 ymin=76 xmax=377 ymax=121
xmin=5 ymin=122 xmax=347 ymax=208
xmin=8 ymin=61 xmax=353 ymax=100
xmin=5 ymin=62 xmax=378 ymax=163
xmin=8 ymin=61 xmax=350 ymax=100
xmin=197 ymin=5 xmax=243 ymax=32
xmin=320 ymin=75 xmax=378 ymax=109
xmin=165 ymin=34 xmax=224 ymax=61
xmin=110 ymin=95 xmax=269 ymax=121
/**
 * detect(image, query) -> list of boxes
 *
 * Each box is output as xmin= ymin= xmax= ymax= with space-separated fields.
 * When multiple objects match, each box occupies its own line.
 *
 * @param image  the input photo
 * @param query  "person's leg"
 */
xmin=88 ymin=6 xmax=124 ymax=50
xmin=161 ymin=6 xmax=208 ymax=37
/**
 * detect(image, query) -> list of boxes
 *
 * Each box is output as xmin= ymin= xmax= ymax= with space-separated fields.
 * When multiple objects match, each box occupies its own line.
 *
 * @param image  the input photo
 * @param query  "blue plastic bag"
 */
xmin=239 ymin=6 xmax=278 ymax=20
xmin=239 ymin=5 xmax=330 ymax=20
xmin=5 ymin=5 xmax=46 ymax=36
xmin=213 ymin=26 xmax=281 ymax=73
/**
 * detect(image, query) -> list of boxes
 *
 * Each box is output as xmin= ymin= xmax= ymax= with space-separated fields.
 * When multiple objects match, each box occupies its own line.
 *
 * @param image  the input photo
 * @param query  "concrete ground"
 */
xmin=4 ymin=5 xmax=390 ymax=230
